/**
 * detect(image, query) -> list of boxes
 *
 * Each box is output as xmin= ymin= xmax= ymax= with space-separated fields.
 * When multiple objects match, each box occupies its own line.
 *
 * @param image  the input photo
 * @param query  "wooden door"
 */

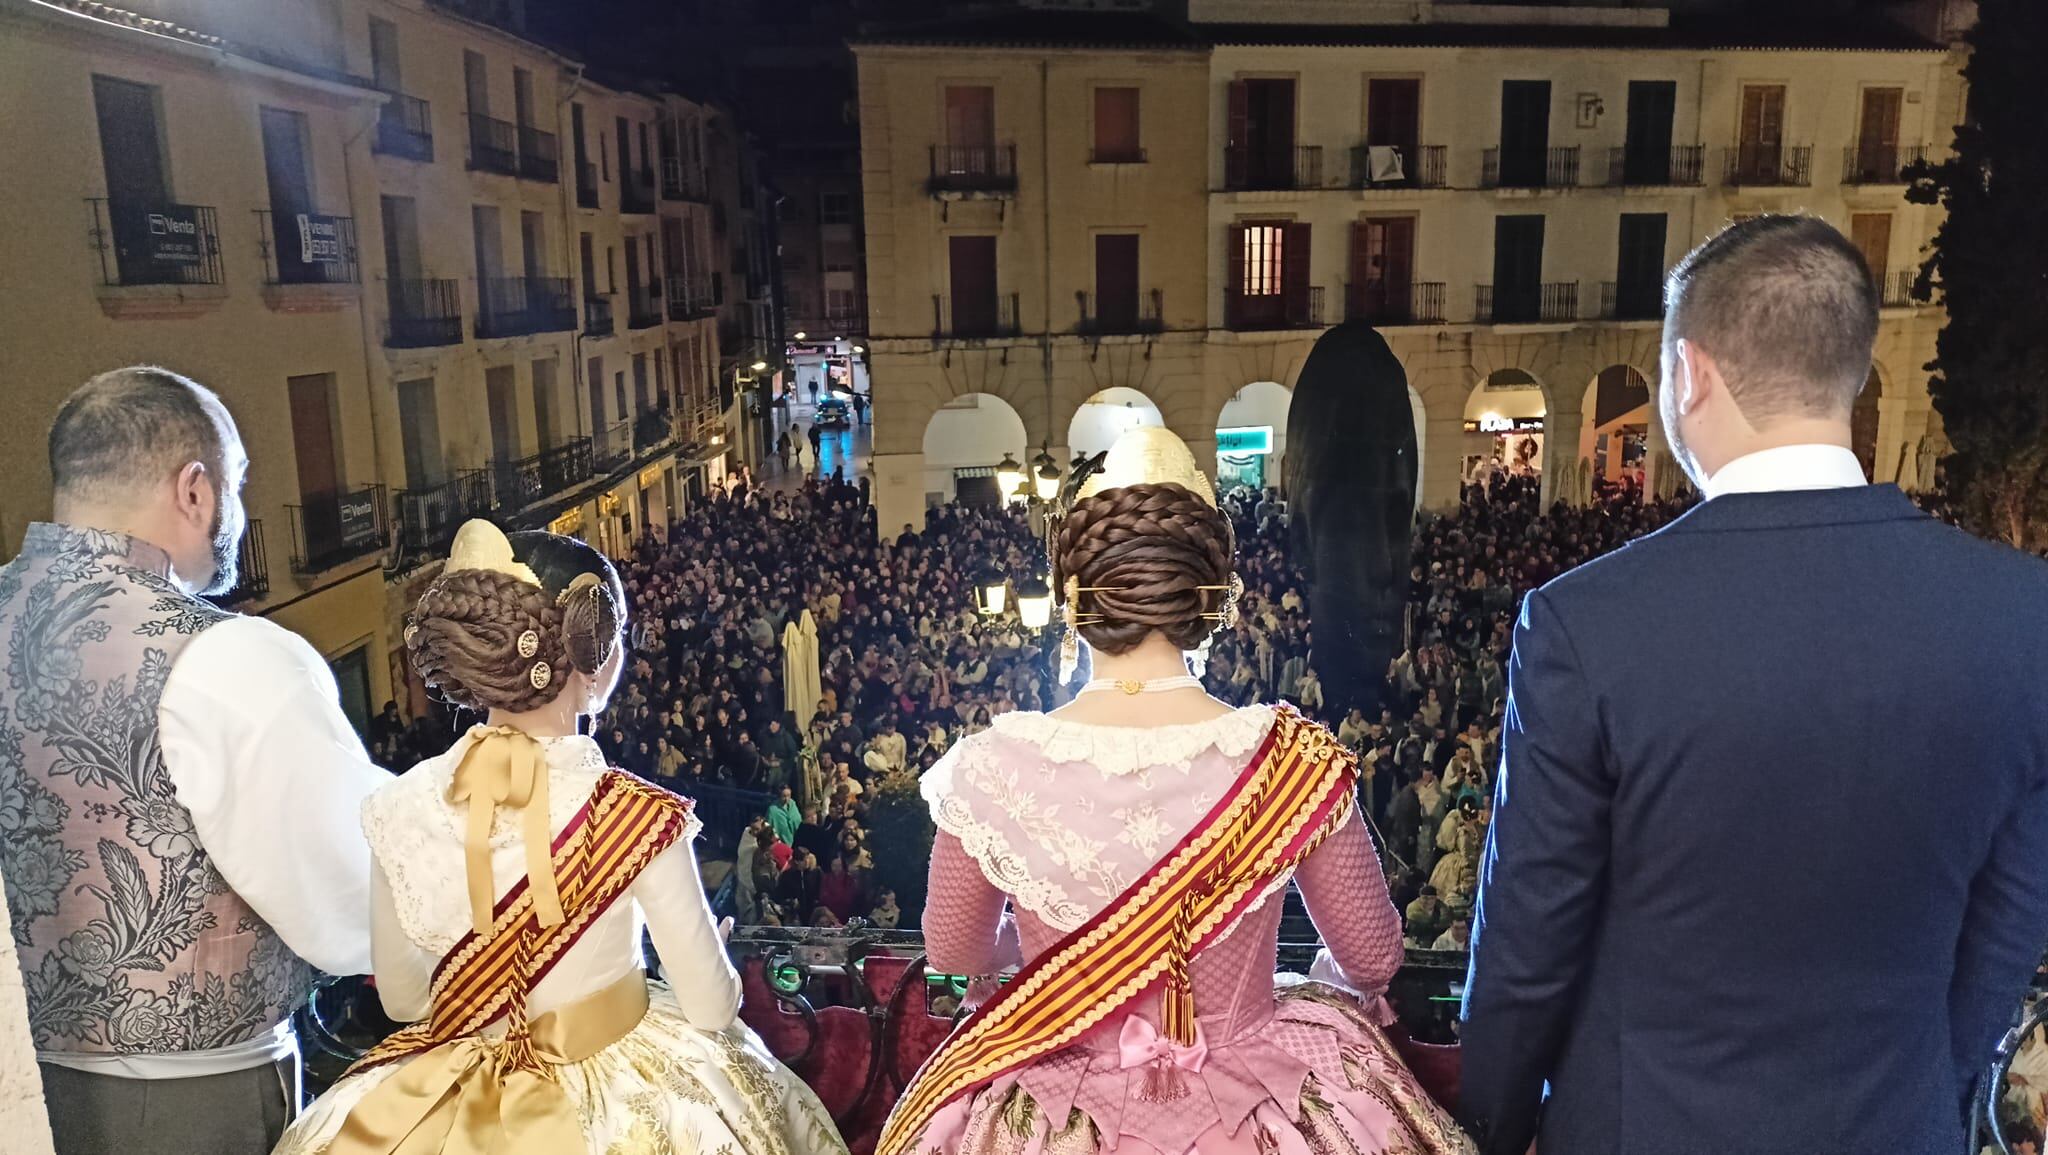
xmin=93 ymin=75 xmax=168 ymax=207
xmin=948 ymin=235 xmax=998 ymax=336
xmin=1247 ymin=79 xmax=1296 ymax=187
xmin=463 ymin=50 xmax=489 ymax=116
xmin=369 ymin=17 xmax=401 ymax=91
xmin=486 ymin=366 xmax=520 ymax=462
xmin=1857 ymin=88 xmax=1903 ymax=178
xmin=1850 ymin=212 xmax=1892 ymax=282
xmin=1366 ymin=79 xmax=1421 ymax=154
xmin=1624 ymin=81 xmax=1676 ymax=183
xmin=289 ymin=373 xmax=343 ymax=558
xmin=1281 ymin=221 xmax=1313 ymax=326
xmin=397 ymin=378 xmax=443 ymax=489
xmin=1738 ymin=85 xmax=1785 ymax=180
xmin=532 ymin=359 xmax=557 ymax=450
xmin=1616 ymin=213 xmax=1668 ymax=318
xmin=1492 ymin=215 xmax=1545 ymax=322
xmin=1094 ymin=234 xmax=1140 ymax=331
xmin=944 ymin=85 xmax=995 ymax=176
xmin=1499 ymin=81 xmax=1551 ymax=186
xmin=1352 ymin=217 xmax=1414 ymax=322
xmin=514 ymin=67 xmax=535 ymax=129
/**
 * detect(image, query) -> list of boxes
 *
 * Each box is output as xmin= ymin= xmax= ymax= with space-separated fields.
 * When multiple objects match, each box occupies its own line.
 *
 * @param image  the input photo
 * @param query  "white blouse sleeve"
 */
xmin=369 ymin=866 xmax=433 ymax=1023
xmin=634 ymin=840 xmax=742 ymax=1030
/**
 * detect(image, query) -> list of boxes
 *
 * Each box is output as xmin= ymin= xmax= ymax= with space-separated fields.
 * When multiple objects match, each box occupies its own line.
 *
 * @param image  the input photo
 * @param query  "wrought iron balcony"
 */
xmin=1842 ymin=144 xmax=1926 ymax=185
xmin=394 ymin=471 xmax=494 ymax=560
xmin=931 ymin=292 xmax=1021 ymax=340
xmin=633 ymin=407 xmax=676 ymax=454
xmin=1349 ymin=144 xmax=1447 ymax=189
xmin=628 ymin=278 xmax=664 ymax=329
xmin=1724 ymin=144 xmax=1813 ymax=187
xmin=87 ymin=198 xmax=223 ymax=286
xmin=489 ymin=439 xmax=593 ymax=510
xmin=466 ymin=112 xmax=519 ymax=176
xmin=287 ymin=485 xmax=387 ymax=574
xmin=1224 ymin=144 xmax=1323 ymax=191
xmin=583 ymin=293 xmax=614 ymax=337
xmin=667 ymin=274 xmax=714 ymax=321
xmin=517 ymin=124 xmax=558 ymax=183
xmin=1606 ymin=144 xmax=1705 ymax=187
xmin=374 ymin=92 xmax=433 ymax=162
xmin=662 ymin=156 xmax=708 ymax=201
xmin=1225 ymin=285 xmax=1325 ymax=331
xmin=927 ymin=145 xmax=1018 ymax=195
xmin=257 ymin=210 xmax=358 ymax=285
xmin=209 ymin=519 xmax=270 ymax=607
xmin=1075 ymin=288 xmax=1163 ymax=336
xmin=1598 ymin=280 xmax=1666 ymax=322
xmin=1477 ymin=282 xmax=1580 ymax=324
xmin=1881 ymin=269 xmax=1919 ymax=309
xmin=385 ymin=277 xmax=463 ymax=347
xmin=1346 ymin=281 xmax=1447 ymax=326
xmin=622 ymin=168 xmax=657 ymax=215
xmin=1483 ymin=146 xmax=1581 ymax=189
xmin=576 ymin=161 xmax=599 ymax=209
xmin=475 ymin=275 xmax=576 ymax=337
xmin=592 ymin=419 xmax=634 ymax=473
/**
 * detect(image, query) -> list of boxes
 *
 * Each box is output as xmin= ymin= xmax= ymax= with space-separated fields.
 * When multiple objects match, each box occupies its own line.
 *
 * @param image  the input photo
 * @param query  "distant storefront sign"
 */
xmin=145 ymin=206 xmax=206 ymax=265
xmin=1465 ymin=415 xmax=1546 ymax=433
xmin=550 ymin=507 xmax=586 ymax=537
xmin=1216 ymin=426 xmax=1274 ymax=456
xmin=639 ymin=464 xmax=665 ymax=489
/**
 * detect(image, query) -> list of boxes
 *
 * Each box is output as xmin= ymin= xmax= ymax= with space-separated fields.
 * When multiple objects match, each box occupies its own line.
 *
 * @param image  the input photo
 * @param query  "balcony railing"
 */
xmin=1606 ymin=144 xmax=1706 ymax=187
xmin=374 ymin=92 xmax=433 ymax=162
xmin=1075 ymin=288 xmax=1164 ymax=336
xmin=633 ymin=407 xmax=676 ymax=454
xmin=621 ymin=168 xmax=657 ymax=215
xmin=1477 ymin=282 xmax=1579 ymax=324
xmin=662 ymin=156 xmax=708 ymax=201
xmin=210 ymin=519 xmax=269 ymax=606
xmin=1224 ymin=144 xmax=1324 ymax=191
xmin=576 ymin=161 xmax=599 ymax=209
xmin=395 ymin=471 xmax=494 ymax=559
xmin=1843 ymin=144 xmax=1926 ymax=185
xmin=1724 ymin=144 xmax=1813 ymax=187
xmin=1881 ymin=269 xmax=1919 ymax=308
xmin=667 ymin=274 xmax=714 ymax=321
xmin=466 ymin=112 xmax=519 ymax=176
xmin=627 ymin=279 xmax=664 ymax=329
xmin=927 ymin=145 xmax=1018 ymax=194
xmin=386 ymin=277 xmax=463 ymax=347
xmin=489 ymin=438 xmax=594 ymax=510
xmin=257 ymin=210 xmax=359 ymax=285
xmin=1345 ymin=281 xmax=1447 ymax=326
xmin=592 ymin=419 xmax=634 ymax=473
xmin=1225 ymin=285 xmax=1325 ymax=331
xmin=583 ymin=293 xmax=614 ymax=337
xmin=1483 ymin=146 xmax=1581 ymax=189
xmin=87 ymin=198 xmax=223 ymax=286
xmin=1349 ymin=144 xmax=1447 ymax=189
xmin=517 ymin=124 xmax=558 ymax=183
xmin=1598 ymin=280 xmax=1666 ymax=322
xmin=287 ymin=485 xmax=387 ymax=574
xmin=476 ymin=275 xmax=576 ymax=337
xmin=932 ymin=292 xmax=1021 ymax=339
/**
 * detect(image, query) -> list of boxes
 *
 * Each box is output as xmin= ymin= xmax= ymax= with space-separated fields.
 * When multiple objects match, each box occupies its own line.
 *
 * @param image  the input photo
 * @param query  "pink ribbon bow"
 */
xmin=1118 ymin=1016 xmax=1209 ymax=1074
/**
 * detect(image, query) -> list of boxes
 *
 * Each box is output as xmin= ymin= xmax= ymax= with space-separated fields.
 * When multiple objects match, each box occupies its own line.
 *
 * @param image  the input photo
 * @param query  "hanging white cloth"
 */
xmin=1367 ymin=145 xmax=1406 ymax=184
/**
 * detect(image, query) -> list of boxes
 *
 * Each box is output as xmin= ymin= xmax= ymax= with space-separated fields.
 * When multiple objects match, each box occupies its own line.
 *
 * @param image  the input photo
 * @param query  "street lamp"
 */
xmin=995 ymin=453 xmax=1027 ymax=501
xmin=1016 ymin=576 xmax=1053 ymax=630
xmin=977 ymin=577 xmax=1009 ymax=617
xmin=751 ymin=360 xmax=768 ymax=372
xmin=794 ymin=331 xmax=807 ymax=340
xmin=1034 ymin=460 xmax=1061 ymax=502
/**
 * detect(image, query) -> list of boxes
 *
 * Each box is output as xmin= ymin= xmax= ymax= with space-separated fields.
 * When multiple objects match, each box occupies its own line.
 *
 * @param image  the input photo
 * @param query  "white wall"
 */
xmin=922 ymin=393 xmax=1028 ymax=501
xmin=1069 ymin=387 xmax=1165 ymax=458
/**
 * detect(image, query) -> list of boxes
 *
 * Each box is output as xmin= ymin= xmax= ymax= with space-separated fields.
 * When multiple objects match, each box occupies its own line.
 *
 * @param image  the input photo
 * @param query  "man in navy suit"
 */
xmin=1459 ymin=214 xmax=2048 ymax=1154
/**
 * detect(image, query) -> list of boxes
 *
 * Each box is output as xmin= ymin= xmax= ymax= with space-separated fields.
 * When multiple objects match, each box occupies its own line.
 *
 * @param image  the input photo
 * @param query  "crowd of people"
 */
xmin=367 ymin=462 xmax=1690 ymax=944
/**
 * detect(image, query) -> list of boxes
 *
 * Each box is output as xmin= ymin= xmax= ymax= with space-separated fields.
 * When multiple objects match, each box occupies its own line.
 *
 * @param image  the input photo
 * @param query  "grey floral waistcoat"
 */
xmin=0 ymin=524 xmax=308 ymax=1055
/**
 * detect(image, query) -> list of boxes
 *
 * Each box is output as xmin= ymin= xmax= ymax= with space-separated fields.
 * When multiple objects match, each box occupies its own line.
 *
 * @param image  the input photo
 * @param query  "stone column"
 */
xmin=872 ymin=451 xmax=927 ymax=540
xmin=1542 ymin=393 xmax=1587 ymax=507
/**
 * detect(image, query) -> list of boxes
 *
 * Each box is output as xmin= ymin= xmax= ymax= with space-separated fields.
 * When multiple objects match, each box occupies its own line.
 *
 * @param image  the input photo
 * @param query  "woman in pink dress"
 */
xmin=881 ymin=430 xmax=1470 ymax=1155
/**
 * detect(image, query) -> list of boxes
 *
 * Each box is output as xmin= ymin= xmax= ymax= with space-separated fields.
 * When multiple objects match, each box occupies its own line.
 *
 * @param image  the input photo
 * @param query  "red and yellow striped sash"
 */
xmin=878 ymin=707 xmax=1356 ymax=1155
xmin=351 ymin=770 xmax=692 ymax=1075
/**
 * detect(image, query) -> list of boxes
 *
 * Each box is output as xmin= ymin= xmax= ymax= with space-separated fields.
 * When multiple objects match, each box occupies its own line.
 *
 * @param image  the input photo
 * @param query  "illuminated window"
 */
xmin=1241 ymin=224 xmax=1285 ymax=296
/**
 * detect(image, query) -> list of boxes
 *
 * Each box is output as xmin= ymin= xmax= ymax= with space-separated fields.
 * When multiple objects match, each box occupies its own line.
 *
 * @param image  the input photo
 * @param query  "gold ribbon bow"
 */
xmin=330 ymin=972 xmax=648 ymax=1155
xmin=446 ymin=726 xmax=564 ymax=938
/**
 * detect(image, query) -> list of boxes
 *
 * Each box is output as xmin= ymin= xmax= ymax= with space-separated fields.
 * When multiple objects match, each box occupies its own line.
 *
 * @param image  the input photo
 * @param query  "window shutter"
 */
xmin=1226 ymin=223 xmax=1246 ymax=327
xmin=1282 ymin=222 xmax=1312 ymax=324
xmin=1226 ymin=80 xmax=1249 ymax=187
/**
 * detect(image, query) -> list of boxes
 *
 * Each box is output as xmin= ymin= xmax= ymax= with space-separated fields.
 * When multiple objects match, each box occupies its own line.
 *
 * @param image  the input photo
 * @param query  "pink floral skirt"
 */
xmin=912 ymin=984 xmax=1473 ymax=1155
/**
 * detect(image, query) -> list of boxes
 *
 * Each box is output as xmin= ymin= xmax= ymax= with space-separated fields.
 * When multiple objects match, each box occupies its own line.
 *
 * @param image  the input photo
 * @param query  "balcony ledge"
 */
xmin=95 ymin=282 xmax=229 ymax=320
xmin=262 ymin=282 xmax=360 ymax=315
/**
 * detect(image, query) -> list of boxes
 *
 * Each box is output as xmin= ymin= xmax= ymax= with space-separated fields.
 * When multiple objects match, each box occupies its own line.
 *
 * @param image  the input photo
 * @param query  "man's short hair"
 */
xmin=49 ymin=366 xmax=227 ymax=503
xmin=1663 ymin=214 xmax=1879 ymax=423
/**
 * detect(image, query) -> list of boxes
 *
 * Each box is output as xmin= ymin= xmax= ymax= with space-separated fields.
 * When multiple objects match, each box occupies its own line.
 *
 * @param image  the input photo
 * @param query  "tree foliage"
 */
xmin=1907 ymin=0 xmax=2048 ymax=547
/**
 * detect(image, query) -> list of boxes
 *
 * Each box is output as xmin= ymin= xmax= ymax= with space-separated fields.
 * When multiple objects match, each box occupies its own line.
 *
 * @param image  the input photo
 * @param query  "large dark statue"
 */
xmin=1284 ymin=324 xmax=1417 ymax=723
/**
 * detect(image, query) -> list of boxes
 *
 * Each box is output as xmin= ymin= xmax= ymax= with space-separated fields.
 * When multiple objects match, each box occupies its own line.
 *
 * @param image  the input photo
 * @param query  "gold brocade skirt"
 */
xmin=275 ymin=982 xmax=844 ymax=1155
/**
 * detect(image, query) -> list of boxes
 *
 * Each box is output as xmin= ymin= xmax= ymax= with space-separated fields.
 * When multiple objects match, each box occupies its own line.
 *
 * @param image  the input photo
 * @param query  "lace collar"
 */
xmin=984 ymin=704 xmax=1277 ymax=776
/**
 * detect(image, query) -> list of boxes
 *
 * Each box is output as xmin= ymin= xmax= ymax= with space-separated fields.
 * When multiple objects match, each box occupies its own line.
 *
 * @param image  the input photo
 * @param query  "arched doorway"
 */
xmin=1216 ymin=381 xmax=1292 ymax=496
xmin=922 ymin=392 xmax=1028 ymax=508
xmin=1463 ymin=368 xmax=1547 ymax=484
xmin=1068 ymin=387 xmax=1163 ymax=460
xmin=1852 ymin=367 xmax=1882 ymax=478
xmin=1579 ymin=365 xmax=1652 ymax=491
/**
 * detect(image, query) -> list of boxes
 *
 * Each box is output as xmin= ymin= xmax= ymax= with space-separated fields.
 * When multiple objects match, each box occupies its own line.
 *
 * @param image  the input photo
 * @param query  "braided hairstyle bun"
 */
xmin=1051 ymin=482 xmax=1235 ymax=655
xmin=406 ymin=530 xmax=624 ymax=714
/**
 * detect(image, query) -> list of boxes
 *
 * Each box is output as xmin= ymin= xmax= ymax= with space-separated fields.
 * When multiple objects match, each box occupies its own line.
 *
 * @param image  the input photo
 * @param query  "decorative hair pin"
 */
xmin=529 ymin=661 xmax=553 ymax=691
xmin=516 ymin=630 xmax=541 ymax=659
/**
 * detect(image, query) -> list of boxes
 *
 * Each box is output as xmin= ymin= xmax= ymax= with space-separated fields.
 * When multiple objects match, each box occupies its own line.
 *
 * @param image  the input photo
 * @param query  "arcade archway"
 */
xmin=1215 ymin=381 xmax=1292 ymax=496
xmin=1068 ymin=387 xmax=1163 ymax=460
xmin=1579 ymin=365 xmax=1652 ymax=493
xmin=1463 ymin=368 xmax=1547 ymax=484
xmin=921 ymin=392 xmax=1028 ymax=507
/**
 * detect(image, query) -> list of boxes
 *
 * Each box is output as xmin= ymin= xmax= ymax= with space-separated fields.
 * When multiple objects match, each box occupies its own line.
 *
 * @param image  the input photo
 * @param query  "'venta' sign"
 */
xmin=146 ymin=207 xmax=204 ymax=265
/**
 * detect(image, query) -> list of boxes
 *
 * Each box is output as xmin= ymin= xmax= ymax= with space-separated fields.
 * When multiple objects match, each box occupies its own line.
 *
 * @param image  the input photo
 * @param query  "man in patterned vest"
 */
xmin=0 ymin=367 xmax=388 ymax=1154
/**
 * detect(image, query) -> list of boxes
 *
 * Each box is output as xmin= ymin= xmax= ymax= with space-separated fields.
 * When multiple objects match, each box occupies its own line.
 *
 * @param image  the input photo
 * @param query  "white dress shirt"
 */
xmin=1702 ymin=444 xmax=1867 ymax=499
xmin=42 ymin=616 xmax=388 ymax=1080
